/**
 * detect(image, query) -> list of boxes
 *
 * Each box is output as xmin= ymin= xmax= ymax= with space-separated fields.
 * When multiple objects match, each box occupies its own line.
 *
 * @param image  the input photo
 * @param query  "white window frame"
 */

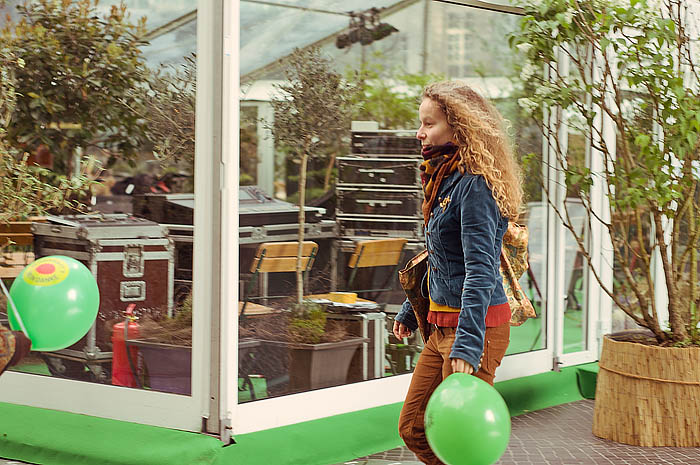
xmin=0 ymin=0 xmax=223 ymax=433
xmin=224 ymin=0 xmax=565 ymax=435
xmin=552 ymin=45 xmax=613 ymax=368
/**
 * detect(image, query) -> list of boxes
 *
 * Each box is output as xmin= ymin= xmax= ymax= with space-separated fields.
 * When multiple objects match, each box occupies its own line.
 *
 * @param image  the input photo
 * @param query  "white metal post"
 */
xmin=220 ymin=0 xmax=240 ymax=444
xmin=194 ymin=0 xmax=225 ymax=434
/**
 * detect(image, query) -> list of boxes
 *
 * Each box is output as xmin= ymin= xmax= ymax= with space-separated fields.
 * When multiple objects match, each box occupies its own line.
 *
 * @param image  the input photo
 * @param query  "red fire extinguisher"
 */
xmin=112 ymin=303 xmax=140 ymax=387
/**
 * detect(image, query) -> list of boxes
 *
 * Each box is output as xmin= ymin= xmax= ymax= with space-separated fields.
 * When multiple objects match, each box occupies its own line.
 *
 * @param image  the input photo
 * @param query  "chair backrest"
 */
xmin=0 ymin=221 xmax=33 ymax=248
xmin=347 ymin=238 xmax=407 ymax=269
xmin=249 ymin=241 xmax=319 ymax=274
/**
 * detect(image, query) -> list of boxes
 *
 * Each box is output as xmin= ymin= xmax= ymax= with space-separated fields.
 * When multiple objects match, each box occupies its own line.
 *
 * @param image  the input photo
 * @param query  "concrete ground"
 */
xmin=338 ymin=399 xmax=700 ymax=465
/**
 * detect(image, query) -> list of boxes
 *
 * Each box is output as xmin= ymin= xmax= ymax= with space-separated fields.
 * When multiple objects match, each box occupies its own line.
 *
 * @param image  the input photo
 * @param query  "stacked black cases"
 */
xmin=336 ymin=130 xmax=423 ymax=239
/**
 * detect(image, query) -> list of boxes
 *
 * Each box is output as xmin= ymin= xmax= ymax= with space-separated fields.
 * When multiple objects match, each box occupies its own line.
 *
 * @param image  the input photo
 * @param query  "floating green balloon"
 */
xmin=425 ymin=373 xmax=511 ymax=465
xmin=7 ymin=255 xmax=100 ymax=352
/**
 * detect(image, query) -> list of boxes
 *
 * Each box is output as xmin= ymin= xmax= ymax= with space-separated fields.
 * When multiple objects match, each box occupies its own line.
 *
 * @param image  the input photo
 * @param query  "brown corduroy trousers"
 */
xmin=397 ymin=322 xmax=511 ymax=465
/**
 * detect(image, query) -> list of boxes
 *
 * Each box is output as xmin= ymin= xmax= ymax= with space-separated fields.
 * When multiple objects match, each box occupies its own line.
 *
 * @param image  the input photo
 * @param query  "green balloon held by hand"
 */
xmin=425 ymin=373 xmax=511 ymax=465
xmin=7 ymin=256 xmax=100 ymax=352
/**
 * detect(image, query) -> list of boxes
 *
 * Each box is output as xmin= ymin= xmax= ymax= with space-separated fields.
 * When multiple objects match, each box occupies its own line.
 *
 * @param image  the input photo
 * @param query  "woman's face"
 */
xmin=417 ymin=98 xmax=454 ymax=148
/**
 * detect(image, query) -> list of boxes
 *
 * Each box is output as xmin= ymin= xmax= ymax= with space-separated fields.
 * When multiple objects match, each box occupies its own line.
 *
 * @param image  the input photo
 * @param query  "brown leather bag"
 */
xmin=398 ymin=249 xmax=431 ymax=343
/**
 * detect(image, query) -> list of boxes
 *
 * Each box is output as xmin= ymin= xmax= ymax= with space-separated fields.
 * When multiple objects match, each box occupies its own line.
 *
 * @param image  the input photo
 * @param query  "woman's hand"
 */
xmin=451 ymin=358 xmax=474 ymax=375
xmin=393 ymin=320 xmax=413 ymax=339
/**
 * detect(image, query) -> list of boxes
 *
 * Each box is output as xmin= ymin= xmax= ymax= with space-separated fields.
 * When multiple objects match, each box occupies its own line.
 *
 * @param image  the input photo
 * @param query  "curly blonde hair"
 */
xmin=423 ymin=81 xmax=524 ymax=220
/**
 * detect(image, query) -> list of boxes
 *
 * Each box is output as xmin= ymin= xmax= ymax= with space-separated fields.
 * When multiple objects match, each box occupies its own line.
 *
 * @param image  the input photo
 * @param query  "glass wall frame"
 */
xmin=0 ymin=0 xmax=225 ymax=434
xmin=547 ymin=46 xmax=614 ymax=368
xmin=227 ymin=0 xmax=561 ymax=435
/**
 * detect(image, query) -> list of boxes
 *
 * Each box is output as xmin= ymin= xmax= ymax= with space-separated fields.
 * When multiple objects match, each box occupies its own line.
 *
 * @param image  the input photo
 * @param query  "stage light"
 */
xmin=335 ymin=7 xmax=398 ymax=49
xmin=372 ymin=23 xmax=398 ymax=41
xmin=336 ymin=33 xmax=351 ymax=49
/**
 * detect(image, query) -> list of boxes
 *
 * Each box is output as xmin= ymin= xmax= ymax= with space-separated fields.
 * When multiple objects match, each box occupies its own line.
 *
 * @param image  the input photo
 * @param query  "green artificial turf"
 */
xmin=0 ymin=363 xmax=598 ymax=465
xmin=0 ymin=402 xmax=221 ymax=465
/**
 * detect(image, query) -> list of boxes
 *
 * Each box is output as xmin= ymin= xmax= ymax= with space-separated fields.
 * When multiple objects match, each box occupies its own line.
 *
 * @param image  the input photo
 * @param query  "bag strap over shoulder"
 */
xmin=502 ymin=222 xmax=529 ymax=281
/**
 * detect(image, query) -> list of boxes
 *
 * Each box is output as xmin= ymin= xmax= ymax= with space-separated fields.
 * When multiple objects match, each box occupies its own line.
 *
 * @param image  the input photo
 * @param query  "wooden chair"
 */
xmin=0 ymin=221 xmax=37 ymax=279
xmin=0 ymin=221 xmax=34 ymax=248
xmin=346 ymin=238 xmax=407 ymax=299
xmin=239 ymin=241 xmax=319 ymax=319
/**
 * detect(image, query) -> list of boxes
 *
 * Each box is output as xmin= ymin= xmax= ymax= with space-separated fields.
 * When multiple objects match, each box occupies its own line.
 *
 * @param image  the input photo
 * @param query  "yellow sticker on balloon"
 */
xmin=23 ymin=257 xmax=70 ymax=287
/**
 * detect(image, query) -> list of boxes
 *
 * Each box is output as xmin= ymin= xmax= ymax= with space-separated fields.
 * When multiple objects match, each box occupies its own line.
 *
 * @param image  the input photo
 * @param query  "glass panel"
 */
xmin=2 ymin=0 xmax=197 ymax=395
xmin=238 ymin=0 xmax=542 ymax=402
xmin=562 ymin=132 xmax=588 ymax=353
xmin=504 ymin=105 xmax=546 ymax=355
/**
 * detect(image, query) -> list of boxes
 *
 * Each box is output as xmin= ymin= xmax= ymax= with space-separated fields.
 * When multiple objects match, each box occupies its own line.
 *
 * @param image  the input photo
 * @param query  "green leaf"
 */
xmin=635 ymin=134 xmax=651 ymax=149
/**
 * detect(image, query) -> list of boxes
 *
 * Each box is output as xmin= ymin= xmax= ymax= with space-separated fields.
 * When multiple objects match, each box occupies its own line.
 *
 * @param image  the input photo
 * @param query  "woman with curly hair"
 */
xmin=393 ymin=81 xmax=523 ymax=464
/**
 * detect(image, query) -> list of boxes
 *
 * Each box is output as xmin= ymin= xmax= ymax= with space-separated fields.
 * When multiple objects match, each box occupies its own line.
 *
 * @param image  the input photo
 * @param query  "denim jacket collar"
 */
xmin=435 ymin=170 xmax=462 ymax=200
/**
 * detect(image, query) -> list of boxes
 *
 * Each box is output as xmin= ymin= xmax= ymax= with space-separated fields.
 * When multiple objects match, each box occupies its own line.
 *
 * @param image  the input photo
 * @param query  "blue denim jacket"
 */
xmin=395 ymin=171 xmax=508 ymax=370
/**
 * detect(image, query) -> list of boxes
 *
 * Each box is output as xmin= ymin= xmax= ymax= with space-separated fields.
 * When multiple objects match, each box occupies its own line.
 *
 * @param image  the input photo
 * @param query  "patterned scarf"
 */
xmin=420 ymin=142 xmax=461 ymax=225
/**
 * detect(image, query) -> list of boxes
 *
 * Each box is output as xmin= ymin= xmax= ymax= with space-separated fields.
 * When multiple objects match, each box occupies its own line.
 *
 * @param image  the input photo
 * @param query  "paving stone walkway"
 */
xmin=342 ymin=399 xmax=700 ymax=465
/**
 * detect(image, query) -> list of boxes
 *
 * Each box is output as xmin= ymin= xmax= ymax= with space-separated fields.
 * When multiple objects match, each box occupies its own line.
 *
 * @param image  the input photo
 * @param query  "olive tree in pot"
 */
xmin=268 ymin=47 xmax=355 ymax=304
xmin=512 ymin=0 xmax=700 ymax=446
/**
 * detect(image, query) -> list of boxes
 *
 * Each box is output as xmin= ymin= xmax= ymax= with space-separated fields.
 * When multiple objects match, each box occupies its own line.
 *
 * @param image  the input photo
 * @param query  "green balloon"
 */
xmin=425 ymin=373 xmax=511 ymax=465
xmin=8 ymin=255 xmax=100 ymax=352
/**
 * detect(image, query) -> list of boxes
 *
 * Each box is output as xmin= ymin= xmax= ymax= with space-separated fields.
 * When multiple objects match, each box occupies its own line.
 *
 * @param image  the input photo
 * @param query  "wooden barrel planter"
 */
xmin=593 ymin=333 xmax=700 ymax=446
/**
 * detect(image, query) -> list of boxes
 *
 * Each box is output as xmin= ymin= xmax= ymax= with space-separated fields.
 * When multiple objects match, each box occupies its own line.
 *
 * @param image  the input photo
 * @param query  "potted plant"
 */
xmin=124 ymin=295 xmax=193 ymax=395
xmin=512 ymin=0 xmax=700 ymax=446
xmin=0 ymin=0 xmax=151 ymax=177
xmin=242 ymin=301 xmax=368 ymax=394
xmin=268 ymin=47 xmax=355 ymax=304
xmin=125 ymin=295 xmax=276 ymax=400
xmin=0 ymin=49 xmax=94 ymax=252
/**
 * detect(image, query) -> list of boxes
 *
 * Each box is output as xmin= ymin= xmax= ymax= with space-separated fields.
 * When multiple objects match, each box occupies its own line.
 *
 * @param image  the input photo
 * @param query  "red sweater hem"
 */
xmin=427 ymin=302 xmax=511 ymax=328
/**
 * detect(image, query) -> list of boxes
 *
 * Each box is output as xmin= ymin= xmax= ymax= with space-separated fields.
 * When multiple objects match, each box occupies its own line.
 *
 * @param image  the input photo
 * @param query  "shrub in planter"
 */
xmin=512 ymin=0 xmax=700 ymax=446
xmin=241 ymin=300 xmax=368 ymax=395
xmin=124 ymin=297 xmax=192 ymax=395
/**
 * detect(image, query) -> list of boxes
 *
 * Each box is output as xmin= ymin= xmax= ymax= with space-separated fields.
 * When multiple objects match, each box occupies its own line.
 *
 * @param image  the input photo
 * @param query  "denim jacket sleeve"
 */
xmin=449 ymin=176 xmax=501 ymax=369
xmin=395 ymin=298 xmax=419 ymax=331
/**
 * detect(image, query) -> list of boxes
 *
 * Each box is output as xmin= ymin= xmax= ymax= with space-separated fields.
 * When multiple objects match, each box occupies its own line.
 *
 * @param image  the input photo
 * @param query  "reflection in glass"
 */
xmin=238 ymin=1 xmax=540 ymax=401
xmin=562 ymin=132 xmax=588 ymax=354
xmin=2 ymin=0 xmax=196 ymax=395
xmin=497 ymin=95 xmax=546 ymax=356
